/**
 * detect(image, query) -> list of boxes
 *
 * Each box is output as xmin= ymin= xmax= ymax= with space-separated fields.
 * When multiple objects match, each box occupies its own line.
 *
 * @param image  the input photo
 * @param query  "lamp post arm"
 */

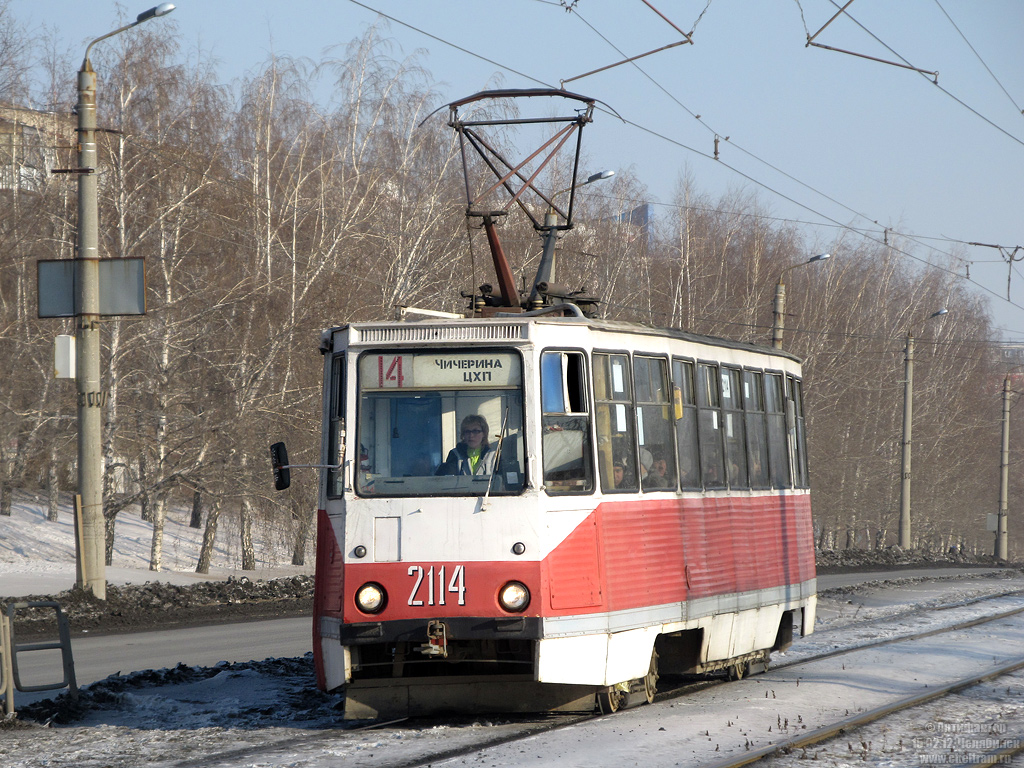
xmin=82 ymin=4 xmax=176 ymax=67
xmin=83 ymin=22 xmax=139 ymax=67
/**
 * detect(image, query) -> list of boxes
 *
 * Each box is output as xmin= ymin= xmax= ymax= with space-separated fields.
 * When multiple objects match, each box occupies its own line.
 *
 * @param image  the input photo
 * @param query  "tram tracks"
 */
xmin=368 ymin=592 xmax=1024 ymax=768
xmin=160 ymin=589 xmax=1024 ymax=768
xmin=699 ymin=657 xmax=1024 ymax=768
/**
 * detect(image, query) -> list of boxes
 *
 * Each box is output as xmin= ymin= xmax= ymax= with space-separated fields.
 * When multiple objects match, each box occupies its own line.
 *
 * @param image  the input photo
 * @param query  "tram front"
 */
xmin=314 ymin=325 xmax=589 ymax=718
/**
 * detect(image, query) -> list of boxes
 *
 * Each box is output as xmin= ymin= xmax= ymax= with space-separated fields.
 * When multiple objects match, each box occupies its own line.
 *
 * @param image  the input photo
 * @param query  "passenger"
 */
xmin=612 ymin=461 xmax=625 ymax=487
xmin=436 ymin=415 xmax=497 ymax=476
xmin=645 ymin=452 xmax=671 ymax=488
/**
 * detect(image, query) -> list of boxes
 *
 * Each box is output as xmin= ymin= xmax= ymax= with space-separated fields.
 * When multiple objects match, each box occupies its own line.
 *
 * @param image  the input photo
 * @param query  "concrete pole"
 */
xmin=70 ymin=5 xmax=176 ymax=600
xmin=771 ymin=280 xmax=786 ymax=349
xmin=997 ymin=374 xmax=1010 ymax=561
xmin=76 ymin=59 xmax=106 ymax=599
xmin=898 ymin=333 xmax=914 ymax=549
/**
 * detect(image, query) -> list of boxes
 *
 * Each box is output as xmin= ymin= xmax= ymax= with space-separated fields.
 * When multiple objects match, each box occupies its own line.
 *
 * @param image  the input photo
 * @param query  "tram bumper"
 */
xmin=336 ymin=615 xmax=542 ymax=644
xmin=342 ymin=675 xmax=596 ymax=720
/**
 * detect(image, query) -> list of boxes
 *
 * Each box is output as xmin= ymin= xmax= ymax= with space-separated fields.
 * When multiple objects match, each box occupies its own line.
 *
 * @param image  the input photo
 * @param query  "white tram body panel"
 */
xmin=312 ymin=317 xmax=817 ymax=717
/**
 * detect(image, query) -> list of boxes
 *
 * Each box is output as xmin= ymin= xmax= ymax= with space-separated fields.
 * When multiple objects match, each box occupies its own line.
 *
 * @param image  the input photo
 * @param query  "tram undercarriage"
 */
xmin=336 ymin=606 xmax=806 ymax=719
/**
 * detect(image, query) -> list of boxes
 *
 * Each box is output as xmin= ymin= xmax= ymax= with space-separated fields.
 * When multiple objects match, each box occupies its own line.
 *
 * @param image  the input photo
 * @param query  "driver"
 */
xmin=436 ymin=414 xmax=497 ymax=476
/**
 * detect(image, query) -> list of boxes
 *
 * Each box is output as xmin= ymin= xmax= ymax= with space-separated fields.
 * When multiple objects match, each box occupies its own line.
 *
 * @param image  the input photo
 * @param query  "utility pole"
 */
xmin=997 ymin=373 xmax=1011 ymax=561
xmin=75 ymin=49 xmax=104 ymax=597
xmin=898 ymin=333 xmax=915 ymax=549
xmin=74 ymin=4 xmax=175 ymax=599
xmin=896 ymin=308 xmax=948 ymax=550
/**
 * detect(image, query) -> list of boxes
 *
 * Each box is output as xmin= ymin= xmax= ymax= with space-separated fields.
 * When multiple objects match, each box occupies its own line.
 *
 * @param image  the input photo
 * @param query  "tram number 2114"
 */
xmin=408 ymin=564 xmax=466 ymax=607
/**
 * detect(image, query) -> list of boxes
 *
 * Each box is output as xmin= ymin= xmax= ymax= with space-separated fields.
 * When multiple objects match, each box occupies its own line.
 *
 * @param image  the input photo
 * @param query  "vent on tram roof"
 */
xmin=356 ymin=324 xmax=526 ymax=344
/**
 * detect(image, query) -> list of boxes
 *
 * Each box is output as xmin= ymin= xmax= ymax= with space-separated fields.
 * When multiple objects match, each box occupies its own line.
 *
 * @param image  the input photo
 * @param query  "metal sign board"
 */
xmin=37 ymin=258 xmax=146 ymax=318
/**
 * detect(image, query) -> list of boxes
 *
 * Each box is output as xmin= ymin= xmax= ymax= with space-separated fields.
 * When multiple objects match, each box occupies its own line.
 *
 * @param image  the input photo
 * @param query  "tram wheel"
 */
xmin=727 ymin=660 xmax=748 ymax=681
xmin=643 ymin=650 xmax=659 ymax=704
xmin=597 ymin=686 xmax=626 ymax=714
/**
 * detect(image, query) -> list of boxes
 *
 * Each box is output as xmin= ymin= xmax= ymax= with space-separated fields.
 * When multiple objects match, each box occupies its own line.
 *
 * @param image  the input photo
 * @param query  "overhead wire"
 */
xmin=933 ymin=0 xmax=1024 ymax=119
xmin=560 ymin=1 xmax=1021 ymax=311
xmin=338 ymin=2 xmax=1024 ymax=320
xmin=822 ymin=0 xmax=1024 ymax=150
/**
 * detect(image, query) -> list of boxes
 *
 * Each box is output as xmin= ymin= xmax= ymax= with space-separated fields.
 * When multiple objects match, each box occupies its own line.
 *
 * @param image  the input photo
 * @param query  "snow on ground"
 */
xmin=0 ymin=490 xmax=312 ymax=597
xmin=3 ymin=494 xmax=1024 ymax=767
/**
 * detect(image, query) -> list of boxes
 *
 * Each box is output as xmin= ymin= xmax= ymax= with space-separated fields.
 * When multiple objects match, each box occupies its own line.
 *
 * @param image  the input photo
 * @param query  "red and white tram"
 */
xmin=307 ymin=314 xmax=816 ymax=719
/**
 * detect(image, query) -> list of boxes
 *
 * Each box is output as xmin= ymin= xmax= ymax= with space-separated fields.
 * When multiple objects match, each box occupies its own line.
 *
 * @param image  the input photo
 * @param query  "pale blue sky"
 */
xmin=10 ymin=0 xmax=1024 ymax=338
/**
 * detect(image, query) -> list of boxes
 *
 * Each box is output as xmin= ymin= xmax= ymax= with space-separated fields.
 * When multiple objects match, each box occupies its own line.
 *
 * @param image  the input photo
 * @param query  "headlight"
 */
xmin=499 ymin=581 xmax=530 ymax=612
xmin=355 ymin=582 xmax=386 ymax=614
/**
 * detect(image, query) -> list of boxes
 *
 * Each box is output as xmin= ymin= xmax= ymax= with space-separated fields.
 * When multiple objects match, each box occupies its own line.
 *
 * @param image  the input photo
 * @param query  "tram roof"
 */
xmin=321 ymin=315 xmax=803 ymax=364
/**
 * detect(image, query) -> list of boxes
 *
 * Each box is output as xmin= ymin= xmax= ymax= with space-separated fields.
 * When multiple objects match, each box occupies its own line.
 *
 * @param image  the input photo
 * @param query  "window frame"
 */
xmin=593 ymin=349 xmax=639 ymax=493
xmin=634 ymin=354 xmax=678 ymax=493
xmin=540 ymin=348 xmax=595 ymax=496
xmin=695 ymin=359 xmax=727 ymax=490
xmin=352 ymin=347 xmax=528 ymax=498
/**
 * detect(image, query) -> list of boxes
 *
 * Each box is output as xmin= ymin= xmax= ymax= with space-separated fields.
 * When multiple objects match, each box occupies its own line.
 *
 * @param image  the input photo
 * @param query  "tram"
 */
xmin=272 ymin=89 xmax=816 ymax=719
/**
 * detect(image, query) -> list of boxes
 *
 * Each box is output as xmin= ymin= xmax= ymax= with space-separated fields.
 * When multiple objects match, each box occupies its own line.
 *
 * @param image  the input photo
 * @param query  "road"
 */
xmin=9 ymin=566 xmax=1005 ymax=707
xmin=13 ymin=616 xmax=312 ymax=707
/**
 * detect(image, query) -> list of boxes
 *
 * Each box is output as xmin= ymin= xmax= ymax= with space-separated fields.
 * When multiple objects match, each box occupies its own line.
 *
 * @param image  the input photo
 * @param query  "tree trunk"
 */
xmin=0 ymin=481 xmax=11 ymax=517
xmin=291 ymin=503 xmax=313 ymax=566
xmin=189 ymin=489 xmax=203 ymax=529
xmin=240 ymin=496 xmax=256 ymax=571
xmin=139 ymin=452 xmax=151 ymax=523
xmin=149 ymin=495 xmax=167 ymax=571
xmin=104 ymin=513 xmax=117 ymax=566
xmin=47 ymin=457 xmax=60 ymax=522
xmin=196 ymin=498 xmax=221 ymax=575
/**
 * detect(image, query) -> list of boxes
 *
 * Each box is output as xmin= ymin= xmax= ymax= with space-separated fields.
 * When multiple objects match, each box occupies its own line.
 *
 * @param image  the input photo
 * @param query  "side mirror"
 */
xmin=270 ymin=442 xmax=291 ymax=490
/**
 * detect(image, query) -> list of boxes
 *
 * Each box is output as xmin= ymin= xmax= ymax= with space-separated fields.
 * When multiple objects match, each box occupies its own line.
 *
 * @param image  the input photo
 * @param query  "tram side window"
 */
xmin=327 ymin=354 xmax=346 ymax=497
xmin=594 ymin=353 xmax=638 ymax=492
xmin=765 ymin=373 xmax=791 ymax=488
xmin=742 ymin=370 xmax=770 ymax=489
xmin=672 ymin=359 xmax=701 ymax=489
xmin=721 ymin=367 xmax=748 ymax=488
xmin=789 ymin=376 xmax=809 ymax=488
xmin=696 ymin=363 xmax=726 ymax=489
xmin=635 ymin=356 xmax=677 ymax=491
xmin=541 ymin=351 xmax=594 ymax=493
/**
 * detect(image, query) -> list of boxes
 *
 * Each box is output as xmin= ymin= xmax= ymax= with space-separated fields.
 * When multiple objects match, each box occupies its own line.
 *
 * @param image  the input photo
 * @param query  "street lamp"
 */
xmin=771 ymin=253 xmax=830 ymax=349
xmin=75 ymin=3 xmax=175 ymax=600
xmin=529 ymin=170 xmax=615 ymax=308
xmin=897 ymin=307 xmax=948 ymax=550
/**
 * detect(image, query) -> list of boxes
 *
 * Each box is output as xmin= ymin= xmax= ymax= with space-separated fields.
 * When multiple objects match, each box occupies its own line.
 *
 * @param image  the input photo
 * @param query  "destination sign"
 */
xmin=360 ymin=351 xmax=521 ymax=390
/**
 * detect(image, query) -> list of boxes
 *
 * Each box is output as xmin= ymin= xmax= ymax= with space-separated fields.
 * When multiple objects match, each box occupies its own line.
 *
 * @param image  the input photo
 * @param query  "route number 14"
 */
xmin=408 ymin=565 xmax=466 ymax=606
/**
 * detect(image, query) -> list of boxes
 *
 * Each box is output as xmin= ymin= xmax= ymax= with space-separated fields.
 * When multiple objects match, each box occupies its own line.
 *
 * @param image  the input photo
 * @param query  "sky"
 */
xmin=8 ymin=0 xmax=1024 ymax=339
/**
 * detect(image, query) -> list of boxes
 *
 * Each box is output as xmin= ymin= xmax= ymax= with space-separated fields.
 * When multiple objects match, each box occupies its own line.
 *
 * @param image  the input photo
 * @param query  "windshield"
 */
xmin=356 ymin=349 xmax=525 ymax=497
